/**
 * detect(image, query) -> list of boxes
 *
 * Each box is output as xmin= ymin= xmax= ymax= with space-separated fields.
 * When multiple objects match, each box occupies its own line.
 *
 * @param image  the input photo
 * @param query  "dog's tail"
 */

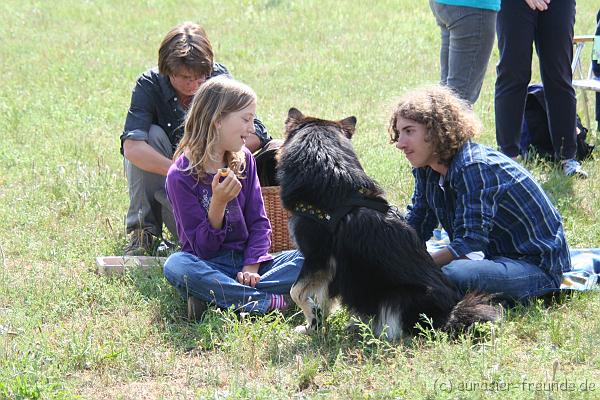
xmin=444 ymin=292 xmax=502 ymax=332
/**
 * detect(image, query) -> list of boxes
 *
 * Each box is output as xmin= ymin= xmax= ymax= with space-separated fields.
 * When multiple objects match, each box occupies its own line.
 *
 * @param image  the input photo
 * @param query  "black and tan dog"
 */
xmin=277 ymin=108 xmax=499 ymax=340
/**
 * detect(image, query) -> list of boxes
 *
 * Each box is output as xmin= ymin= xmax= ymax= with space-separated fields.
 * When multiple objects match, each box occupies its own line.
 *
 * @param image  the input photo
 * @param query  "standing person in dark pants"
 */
xmin=594 ymin=9 xmax=600 ymax=131
xmin=429 ymin=0 xmax=499 ymax=105
xmin=495 ymin=0 xmax=588 ymax=178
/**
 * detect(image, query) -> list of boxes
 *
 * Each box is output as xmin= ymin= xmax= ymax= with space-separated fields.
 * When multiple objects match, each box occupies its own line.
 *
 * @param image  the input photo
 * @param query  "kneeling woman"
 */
xmin=388 ymin=85 xmax=571 ymax=303
xmin=163 ymin=76 xmax=303 ymax=318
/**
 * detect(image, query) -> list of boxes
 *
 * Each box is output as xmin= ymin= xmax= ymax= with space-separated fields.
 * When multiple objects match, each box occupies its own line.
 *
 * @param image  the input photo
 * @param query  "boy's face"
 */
xmin=169 ymin=67 xmax=208 ymax=98
xmin=394 ymin=117 xmax=437 ymax=168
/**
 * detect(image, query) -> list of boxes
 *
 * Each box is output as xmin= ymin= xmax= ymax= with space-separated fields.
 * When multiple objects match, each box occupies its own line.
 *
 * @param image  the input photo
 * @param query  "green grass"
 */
xmin=1 ymin=0 xmax=600 ymax=398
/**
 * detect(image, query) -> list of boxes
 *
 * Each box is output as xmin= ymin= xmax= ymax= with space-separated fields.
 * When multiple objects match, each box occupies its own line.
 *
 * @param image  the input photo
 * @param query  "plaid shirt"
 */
xmin=406 ymin=141 xmax=571 ymax=277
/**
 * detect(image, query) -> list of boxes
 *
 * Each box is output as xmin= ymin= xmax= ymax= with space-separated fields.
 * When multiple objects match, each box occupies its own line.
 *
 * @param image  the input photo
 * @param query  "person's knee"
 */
xmin=163 ymin=252 xmax=192 ymax=284
xmin=442 ymin=260 xmax=479 ymax=292
xmin=148 ymin=125 xmax=173 ymax=157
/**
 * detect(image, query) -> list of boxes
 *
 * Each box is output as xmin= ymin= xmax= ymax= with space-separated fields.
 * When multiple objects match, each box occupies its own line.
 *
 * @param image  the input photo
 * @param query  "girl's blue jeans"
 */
xmin=164 ymin=250 xmax=304 ymax=313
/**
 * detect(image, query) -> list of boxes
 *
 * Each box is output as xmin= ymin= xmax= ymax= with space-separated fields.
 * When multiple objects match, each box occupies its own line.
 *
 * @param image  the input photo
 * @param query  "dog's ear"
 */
xmin=285 ymin=108 xmax=305 ymax=134
xmin=339 ymin=116 xmax=357 ymax=139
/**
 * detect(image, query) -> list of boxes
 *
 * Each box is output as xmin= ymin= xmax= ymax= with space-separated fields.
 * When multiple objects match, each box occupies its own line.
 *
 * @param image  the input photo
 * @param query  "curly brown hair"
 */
xmin=388 ymin=85 xmax=481 ymax=166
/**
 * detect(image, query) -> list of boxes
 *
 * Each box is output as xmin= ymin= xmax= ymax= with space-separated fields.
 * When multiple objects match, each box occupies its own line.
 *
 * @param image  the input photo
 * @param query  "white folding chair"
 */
xmin=572 ymin=35 xmax=600 ymax=129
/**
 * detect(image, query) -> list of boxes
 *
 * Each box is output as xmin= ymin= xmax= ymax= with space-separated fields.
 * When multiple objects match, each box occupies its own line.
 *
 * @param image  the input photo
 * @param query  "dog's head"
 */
xmin=277 ymin=107 xmax=385 ymax=206
xmin=284 ymin=108 xmax=357 ymax=142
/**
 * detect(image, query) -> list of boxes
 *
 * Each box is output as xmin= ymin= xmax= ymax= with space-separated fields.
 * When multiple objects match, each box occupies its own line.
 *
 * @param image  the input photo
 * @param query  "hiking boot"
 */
xmin=187 ymin=296 xmax=208 ymax=321
xmin=561 ymin=159 xmax=588 ymax=179
xmin=124 ymin=229 xmax=156 ymax=256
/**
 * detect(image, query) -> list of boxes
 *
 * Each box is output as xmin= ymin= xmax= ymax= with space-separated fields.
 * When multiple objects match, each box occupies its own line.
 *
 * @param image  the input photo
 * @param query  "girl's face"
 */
xmin=394 ymin=117 xmax=438 ymax=168
xmin=215 ymin=101 xmax=257 ymax=155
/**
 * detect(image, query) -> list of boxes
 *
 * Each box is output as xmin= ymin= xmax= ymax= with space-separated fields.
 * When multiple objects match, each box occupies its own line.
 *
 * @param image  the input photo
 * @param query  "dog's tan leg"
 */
xmin=290 ymin=279 xmax=318 ymax=333
xmin=290 ymin=256 xmax=337 ymax=334
xmin=313 ymin=256 xmax=337 ymax=321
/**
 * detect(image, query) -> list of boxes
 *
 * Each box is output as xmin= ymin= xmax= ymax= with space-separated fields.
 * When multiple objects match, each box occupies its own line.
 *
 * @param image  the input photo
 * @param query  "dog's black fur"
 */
xmin=277 ymin=108 xmax=499 ymax=339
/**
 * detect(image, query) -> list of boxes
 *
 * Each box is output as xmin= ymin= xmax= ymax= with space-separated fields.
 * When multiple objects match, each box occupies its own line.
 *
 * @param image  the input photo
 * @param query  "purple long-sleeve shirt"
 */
xmin=166 ymin=147 xmax=273 ymax=266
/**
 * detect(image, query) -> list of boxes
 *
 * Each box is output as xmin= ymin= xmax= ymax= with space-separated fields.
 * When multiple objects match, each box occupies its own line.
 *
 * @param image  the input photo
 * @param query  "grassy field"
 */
xmin=1 ymin=0 xmax=600 ymax=398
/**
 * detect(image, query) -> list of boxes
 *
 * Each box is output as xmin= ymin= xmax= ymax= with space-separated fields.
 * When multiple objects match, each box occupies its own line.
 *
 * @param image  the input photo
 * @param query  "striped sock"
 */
xmin=268 ymin=293 xmax=288 ymax=311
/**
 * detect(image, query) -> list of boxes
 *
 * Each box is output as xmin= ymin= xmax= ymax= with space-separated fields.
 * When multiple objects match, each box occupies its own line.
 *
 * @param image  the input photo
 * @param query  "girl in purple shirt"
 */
xmin=163 ymin=76 xmax=303 ymax=318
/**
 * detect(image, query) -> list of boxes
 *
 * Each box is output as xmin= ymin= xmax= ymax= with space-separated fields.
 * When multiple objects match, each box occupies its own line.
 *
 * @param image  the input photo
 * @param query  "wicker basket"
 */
xmin=261 ymin=186 xmax=294 ymax=253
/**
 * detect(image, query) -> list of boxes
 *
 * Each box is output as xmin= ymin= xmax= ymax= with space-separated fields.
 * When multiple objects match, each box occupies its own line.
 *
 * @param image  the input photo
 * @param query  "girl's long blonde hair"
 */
xmin=174 ymin=76 xmax=257 ymax=181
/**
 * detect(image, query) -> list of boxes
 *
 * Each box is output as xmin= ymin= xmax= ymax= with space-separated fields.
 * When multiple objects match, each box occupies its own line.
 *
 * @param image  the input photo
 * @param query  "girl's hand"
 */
xmin=211 ymin=170 xmax=242 ymax=206
xmin=237 ymin=263 xmax=261 ymax=287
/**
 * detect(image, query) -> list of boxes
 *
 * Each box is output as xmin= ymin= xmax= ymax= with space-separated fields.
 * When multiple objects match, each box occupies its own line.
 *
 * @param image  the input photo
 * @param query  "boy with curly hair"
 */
xmin=388 ymin=85 xmax=572 ymax=303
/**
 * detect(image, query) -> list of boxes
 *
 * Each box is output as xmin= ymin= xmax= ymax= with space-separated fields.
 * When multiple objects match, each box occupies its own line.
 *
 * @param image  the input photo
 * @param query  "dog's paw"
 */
xmin=294 ymin=324 xmax=312 ymax=335
xmin=311 ymin=303 xmax=323 ymax=328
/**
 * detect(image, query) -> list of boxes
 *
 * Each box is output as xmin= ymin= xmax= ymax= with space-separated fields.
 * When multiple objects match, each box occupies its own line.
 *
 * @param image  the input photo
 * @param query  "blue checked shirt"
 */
xmin=406 ymin=141 xmax=571 ymax=278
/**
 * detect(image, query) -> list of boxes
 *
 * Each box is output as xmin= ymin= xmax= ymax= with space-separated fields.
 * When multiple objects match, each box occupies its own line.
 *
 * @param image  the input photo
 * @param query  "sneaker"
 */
xmin=561 ymin=159 xmax=588 ymax=179
xmin=187 ymin=296 xmax=207 ymax=321
xmin=124 ymin=229 xmax=156 ymax=256
xmin=155 ymin=237 xmax=178 ymax=256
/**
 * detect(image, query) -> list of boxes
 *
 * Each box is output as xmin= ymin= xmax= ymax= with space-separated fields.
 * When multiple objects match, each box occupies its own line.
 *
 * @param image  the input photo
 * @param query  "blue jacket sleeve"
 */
xmin=406 ymin=168 xmax=438 ymax=243
xmin=120 ymin=74 xmax=155 ymax=154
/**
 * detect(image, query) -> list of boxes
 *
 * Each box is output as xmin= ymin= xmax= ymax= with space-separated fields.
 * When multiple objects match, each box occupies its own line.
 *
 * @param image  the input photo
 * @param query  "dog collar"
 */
xmin=290 ymin=188 xmax=390 ymax=233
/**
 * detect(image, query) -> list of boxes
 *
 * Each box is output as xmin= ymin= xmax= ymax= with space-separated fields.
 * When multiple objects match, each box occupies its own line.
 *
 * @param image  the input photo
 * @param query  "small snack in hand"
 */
xmin=219 ymin=167 xmax=230 ymax=177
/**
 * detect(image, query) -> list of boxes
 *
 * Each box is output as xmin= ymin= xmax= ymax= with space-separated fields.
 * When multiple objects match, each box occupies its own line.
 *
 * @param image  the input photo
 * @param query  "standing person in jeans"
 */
xmin=495 ymin=0 xmax=587 ymax=178
xmin=429 ymin=0 xmax=500 ymax=105
xmin=389 ymin=85 xmax=571 ymax=304
xmin=121 ymin=22 xmax=272 ymax=255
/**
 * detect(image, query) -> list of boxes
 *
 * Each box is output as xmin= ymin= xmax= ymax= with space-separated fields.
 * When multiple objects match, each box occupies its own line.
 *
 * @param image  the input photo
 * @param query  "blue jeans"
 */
xmin=442 ymin=257 xmax=561 ymax=303
xmin=429 ymin=1 xmax=497 ymax=104
xmin=163 ymin=250 xmax=304 ymax=313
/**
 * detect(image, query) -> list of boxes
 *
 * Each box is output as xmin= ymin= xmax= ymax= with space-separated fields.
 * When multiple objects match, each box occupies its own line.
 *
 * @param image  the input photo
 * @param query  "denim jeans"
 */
xmin=124 ymin=124 xmax=177 ymax=238
xmin=429 ymin=1 xmax=497 ymax=104
xmin=163 ymin=250 xmax=304 ymax=313
xmin=442 ymin=256 xmax=561 ymax=303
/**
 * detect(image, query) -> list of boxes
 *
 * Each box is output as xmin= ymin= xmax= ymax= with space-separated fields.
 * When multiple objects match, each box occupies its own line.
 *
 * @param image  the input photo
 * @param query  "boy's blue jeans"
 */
xmin=164 ymin=250 xmax=304 ymax=313
xmin=442 ymin=256 xmax=561 ymax=303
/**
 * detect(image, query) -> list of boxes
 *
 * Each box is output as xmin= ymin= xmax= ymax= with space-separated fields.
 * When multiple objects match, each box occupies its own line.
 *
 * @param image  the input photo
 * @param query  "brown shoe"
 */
xmin=124 ymin=229 xmax=155 ymax=256
xmin=187 ymin=296 xmax=207 ymax=321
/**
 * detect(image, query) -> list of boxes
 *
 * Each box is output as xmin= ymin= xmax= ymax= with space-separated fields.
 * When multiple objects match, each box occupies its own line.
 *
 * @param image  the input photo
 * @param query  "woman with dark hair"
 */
xmin=120 ymin=22 xmax=272 ymax=255
xmin=389 ymin=85 xmax=572 ymax=304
